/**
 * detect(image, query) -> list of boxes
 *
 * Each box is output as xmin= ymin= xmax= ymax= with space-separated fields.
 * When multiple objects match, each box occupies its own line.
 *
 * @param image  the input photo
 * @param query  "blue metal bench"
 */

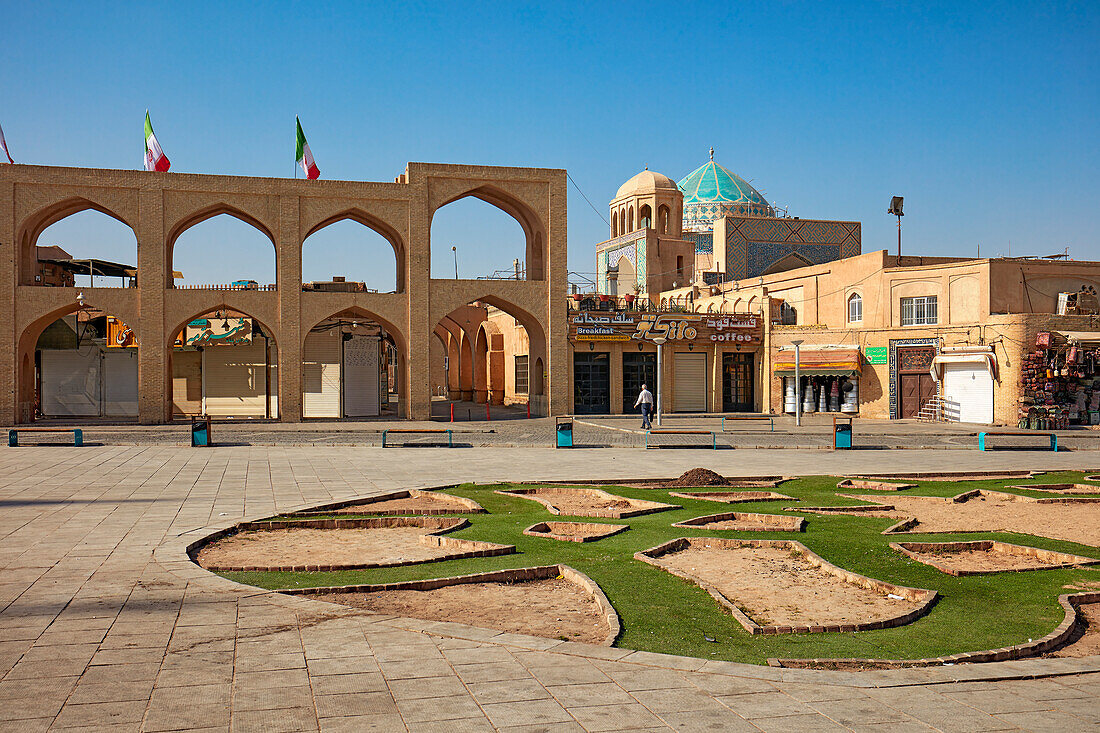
xmin=978 ymin=431 xmax=1057 ymax=451
xmin=9 ymin=428 xmax=84 ymax=447
xmin=381 ymin=429 xmax=453 ymax=448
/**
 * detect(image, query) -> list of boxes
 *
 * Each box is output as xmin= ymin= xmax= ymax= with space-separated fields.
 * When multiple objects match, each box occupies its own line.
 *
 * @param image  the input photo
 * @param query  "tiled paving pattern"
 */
xmin=0 ymin=445 xmax=1097 ymax=732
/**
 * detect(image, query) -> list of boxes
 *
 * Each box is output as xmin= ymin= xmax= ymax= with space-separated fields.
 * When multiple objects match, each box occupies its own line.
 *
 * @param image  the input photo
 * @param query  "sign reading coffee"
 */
xmin=569 ymin=312 xmax=761 ymax=345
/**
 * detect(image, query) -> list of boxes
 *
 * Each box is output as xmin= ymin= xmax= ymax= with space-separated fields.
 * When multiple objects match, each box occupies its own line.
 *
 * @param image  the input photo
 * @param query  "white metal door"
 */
xmin=343 ymin=335 xmax=380 ymax=417
xmin=302 ymin=330 xmax=341 ymax=418
xmin=102 ymin=350 xmax=138 ymax=416
xmin=203 ymin=344 xmax=271 ymax=417
xmin=40 ymin=347 xmax=101 ymax=416
xmin=674 ymin=352 xmax=707 ymax=412
xmin=941 ymin=362 xmax=993 ymax=424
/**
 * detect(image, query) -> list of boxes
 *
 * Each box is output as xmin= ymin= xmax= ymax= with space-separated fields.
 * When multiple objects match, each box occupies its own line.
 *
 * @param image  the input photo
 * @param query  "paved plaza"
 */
xmin=0 ymin=444 xmax=1098 ymax=732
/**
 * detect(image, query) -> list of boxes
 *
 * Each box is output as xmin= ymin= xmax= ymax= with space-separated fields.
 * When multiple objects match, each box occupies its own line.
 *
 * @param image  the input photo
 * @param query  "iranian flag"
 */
xmin=143 ymin=111 xmax=170 ymax=172
xmin=0 ymin=122 xmax=13 ymax=164
xmin=295 ymin=117 xmax=320 ymax=179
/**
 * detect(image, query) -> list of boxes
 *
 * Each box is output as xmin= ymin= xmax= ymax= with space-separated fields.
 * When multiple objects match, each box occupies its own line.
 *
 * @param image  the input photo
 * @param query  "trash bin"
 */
xmin=556 ymin=419 xmax=574 ymax=449
xmin=832 ymin=416 xmax=853 ymax=450
xmin=191 ymin=415 xmax=212 ymax=447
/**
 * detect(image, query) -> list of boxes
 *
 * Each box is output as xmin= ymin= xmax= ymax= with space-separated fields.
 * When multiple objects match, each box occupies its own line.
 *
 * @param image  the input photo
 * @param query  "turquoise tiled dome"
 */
xmin=678 ymin=158 xmax=774 ymax=230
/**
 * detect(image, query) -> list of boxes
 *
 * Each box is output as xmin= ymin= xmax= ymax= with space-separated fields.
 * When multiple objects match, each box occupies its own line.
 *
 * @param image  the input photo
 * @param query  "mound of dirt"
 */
xmin=667 ymin=468 xmax=730 ymax=487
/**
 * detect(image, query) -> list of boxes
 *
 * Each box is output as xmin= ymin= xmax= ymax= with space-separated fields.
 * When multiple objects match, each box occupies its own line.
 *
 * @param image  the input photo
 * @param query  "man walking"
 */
xmin=634 ymin=383 xmax=654 ymax=429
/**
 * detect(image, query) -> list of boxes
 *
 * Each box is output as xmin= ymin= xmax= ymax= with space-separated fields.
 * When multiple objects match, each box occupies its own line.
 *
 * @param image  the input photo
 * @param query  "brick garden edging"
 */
xmin=849 ymin=470 xmax=1036 ymax=482
xmin=836 ymin=479 xmax=915 ymax=491
xmin=289 ymin=488 xmax=486 ymax=516
xmin=189 ymin=515 xmax=515 ymax=572
xmin=672 ymin=512 xmax=805 ymax=532
xmin=769 ymin=591 xmax=1100 ymax=669
xmin=890 ymin=540 xmax=1100 ymax=576
xmin=280 ymin=563 xmax=622 ymax=646
xmin=668 ymin=490 xmax=795 ymax=503
xmin=635 ymin=537 xmax=937 ymax=636
xmin=523 ymin=521 xmax=629 ymax=543
xmin=1005 ymin=483 xmax=1100 ymax=495
xmin=495 ymin=487 xmax=679 ymax=519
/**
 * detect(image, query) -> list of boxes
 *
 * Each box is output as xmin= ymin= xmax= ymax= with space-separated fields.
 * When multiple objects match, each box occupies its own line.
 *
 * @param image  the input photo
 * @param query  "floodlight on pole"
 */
xmin=791 ymin=339 xmax=804 ymax=427
xmin=452 ymin=246 xmax=459 ymax=279
xmin=652 ymin=336 xmax=667 ymax=426
xmin=888 ymin=196 xmax=904 ymax=257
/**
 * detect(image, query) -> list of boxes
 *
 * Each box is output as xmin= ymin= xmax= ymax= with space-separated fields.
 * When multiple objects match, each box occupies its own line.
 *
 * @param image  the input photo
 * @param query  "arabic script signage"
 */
xmin=185 ymin=318 xmax=253 ymax=347
xmin=568 ymin=312 xmax=761 ymax=345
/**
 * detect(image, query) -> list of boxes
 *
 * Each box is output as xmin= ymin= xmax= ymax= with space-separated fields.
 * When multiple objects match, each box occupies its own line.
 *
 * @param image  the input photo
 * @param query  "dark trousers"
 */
xmin=640 ymin=404 xmax=652 ymax=429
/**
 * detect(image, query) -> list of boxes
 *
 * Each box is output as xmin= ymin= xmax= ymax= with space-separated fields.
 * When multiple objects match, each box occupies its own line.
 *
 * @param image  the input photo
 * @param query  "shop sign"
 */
xmin=185 ymin=317 xmax=253 ymax=347
xmin=569 ymin=312 xmax=761 ymax=344
xmin=864 ymin=346 xmax=887 ymax=365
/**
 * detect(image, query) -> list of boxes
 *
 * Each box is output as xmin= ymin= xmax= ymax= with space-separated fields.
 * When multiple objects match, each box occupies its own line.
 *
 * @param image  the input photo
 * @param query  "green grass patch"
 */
xmin=217 ymin=472 xmax=1100 ymax=665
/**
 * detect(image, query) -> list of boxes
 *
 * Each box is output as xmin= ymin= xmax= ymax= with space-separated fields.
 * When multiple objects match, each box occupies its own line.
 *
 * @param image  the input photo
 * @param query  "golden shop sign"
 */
xmin=569 ymin=312 xmax=761 ymax=344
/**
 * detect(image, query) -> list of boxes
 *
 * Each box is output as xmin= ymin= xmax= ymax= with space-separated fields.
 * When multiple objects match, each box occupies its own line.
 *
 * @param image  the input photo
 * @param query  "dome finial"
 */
xmin=644 ymin=164 xmax=648 ymax=170
xmin=709 ymin=146 xmax=714 ymax=161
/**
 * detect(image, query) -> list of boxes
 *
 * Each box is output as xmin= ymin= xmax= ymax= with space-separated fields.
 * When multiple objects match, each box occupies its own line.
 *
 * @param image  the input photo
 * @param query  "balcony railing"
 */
xmin=566 ymin=294 xmax=698 ymax=313
xmin=174 ymin=283 xmax=277 ymax=291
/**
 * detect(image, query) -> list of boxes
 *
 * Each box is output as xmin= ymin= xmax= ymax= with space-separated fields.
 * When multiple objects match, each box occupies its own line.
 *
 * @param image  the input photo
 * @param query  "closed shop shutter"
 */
xmin=203 ymin=344 xmax=271 ymax=417
xmin=103 ymin=350 xmax=138 ymax=416
xmin=303 ymin=330 xmax=342 ymax=418
xmin=941 ymin=362 xmax=993 ymax=424
xmin=674 ymin=352 xmax=707 ymax=412
xmin=40 ymin=347 xmax=101 ymax=416
xmin=343 ymin=335 xmax=380 ymax=417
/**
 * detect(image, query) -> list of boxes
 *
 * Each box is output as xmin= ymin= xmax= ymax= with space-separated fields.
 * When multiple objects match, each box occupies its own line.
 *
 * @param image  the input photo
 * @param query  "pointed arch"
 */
xmin=611 ymin=210 xmax=618 ymax=238
xmin=303 ymin=209 xmax=407 ymax=293
xmin=17 ymin=196 xmax=137 ymax=286
xmin=167 ymin=205 xmax=276 ymax=289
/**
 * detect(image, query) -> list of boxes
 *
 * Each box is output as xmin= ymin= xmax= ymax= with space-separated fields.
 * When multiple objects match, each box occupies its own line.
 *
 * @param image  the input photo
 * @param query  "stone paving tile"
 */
xmin=313 ymin=691 xmax=400 ymax=718
xmin=776 ymin=681 xmax=862 ymax=702
xmin=567 ymin=702 xmax=668 ymax=732
xmin=0 ymin=695 xmax=67 ymax=722
xmin=235 ymin=651 xmax=307 ymax=673
xmin=232 ymin=683 xmax=314 ymax=711
xmin=479 ymin=698 xmax=576 ymax=728
xmin=687 ymin=672 xmax=778 ymax=696
xmin=387 ymin=674 xmax=469 ymax=700
xmin=496 ymin=724 xmax=585 ymax=733
xmin=452 ymin=660 xmax=531 ymax=684
xmin=50 ymin=700 xmax=148 ymax=729
xmin=810 ymin=697 xmax=915 ymax=726
xmin=441 ymin=645 xmax=516 ymax=665
xmin=631 ymin=685 xmax=732 ymax=713
xmin=750 ymin=713 xmax=849 ymax=732
xmin=847 ymin=723 xmax=939 ymax=733
xmin=994 ymin=709 xmax=1093 ymax=731
xmin=466 ymin=677 xmax=550 ymax=704
xmin=859 ymin=687 xmax=1020 ymax=733
xmin=405 ymin=718 xmax=497 ymax=733
xmin=231 ymin=706 xmax=320 ymax=732
xmin=398 ymin=693 xmax=486 ymax=723
xmin=67 ymin=678 xmax=155 ymax=704
xmin=319 ymin=714 xmax=409 ymax=732
xmin=310 ymin=671 xmax=388 ymax=695
xmin=659 ymin=707 xmax=760 ymax=731
xmin=307 ymin=655 xmax=382 ymax=676
xmin=943 ymin=688 xmax=1052 ymax=714
xmin=378 ymin=657 xmax=456 ymax=680
xmin=717 ymin=690 xmax=813 ymax=719
xmin=591 ymin=662 xmax=690 ymax=691
xmin=522 ymin=660 xmax=611 ymax=686
xmin=1044 ymin=695 xmax=1100 ymax=723
xmin=546 ymin=681 xmax=636 ymax=707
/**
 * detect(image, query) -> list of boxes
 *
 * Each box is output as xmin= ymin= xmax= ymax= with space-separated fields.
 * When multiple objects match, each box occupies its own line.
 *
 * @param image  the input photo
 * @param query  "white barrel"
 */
xmin=802 ymin=384 xmax=816 ymax=413
xmin=841 ymin=378 xmax=859 ymax=413
xmin=784 ymin=378 xmax=797 ymax=413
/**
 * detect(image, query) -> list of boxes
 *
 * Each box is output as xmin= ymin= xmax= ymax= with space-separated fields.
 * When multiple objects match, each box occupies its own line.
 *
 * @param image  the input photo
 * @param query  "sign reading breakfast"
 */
xmin=569 ymin=312 xmax=761 ymax=344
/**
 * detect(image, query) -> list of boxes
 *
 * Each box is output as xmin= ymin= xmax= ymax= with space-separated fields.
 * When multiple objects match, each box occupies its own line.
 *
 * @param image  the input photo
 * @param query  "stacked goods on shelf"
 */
xmin=1018 ymin=332 xmax=1100 ymax=428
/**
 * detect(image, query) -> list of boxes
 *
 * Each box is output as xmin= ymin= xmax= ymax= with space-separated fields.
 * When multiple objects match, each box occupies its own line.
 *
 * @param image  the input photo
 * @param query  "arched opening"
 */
xmin=532 ymin=356 xmax=545 ymax=397
xmin=302 ymin=216 xmax=404 ymax=293
xmin=168 ymin=308 xmax=279 ymax=418
xmin=430 ymin=190 xmax=544 ymax=280
xmin=22 ymin=207 xmax=138 ymax=288
xmin=616 ymin=255 xmax=637 ymax=295
xmin=847 ymin=292 xmax=863 ymax=323
xmin=170 ymin=212 xmax=276 ymax=290
xmin=302 ymin=308 xmax=405 ymax=419
xmin=611 ymin=211 xmax=618 ymax=238
xmin=17 ymin=303 xmax=140 ymax=421
xmin=627 ymin=206 xmax=635 ymax=232
xmin=658 ymin=205 xmax=670 ymax=235
xmin=639 ymin=205 xmax=652 ymax=230
xmin=676 ymin=255 xmax=685 ymax=281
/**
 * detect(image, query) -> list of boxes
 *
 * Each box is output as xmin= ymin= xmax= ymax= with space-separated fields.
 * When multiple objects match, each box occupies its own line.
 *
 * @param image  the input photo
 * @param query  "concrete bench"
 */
xmin=381 ymin=429 xmax=454 ymax=448
xmin=645 ymin=429 xmax=717 ymax=450
xmin=978 ymin=431 xmax=1057 ymax=451
xmin=9 ymin=428 xmax=84 ymax=447
xmin=721 ymin=415 xmax=774 ymax=432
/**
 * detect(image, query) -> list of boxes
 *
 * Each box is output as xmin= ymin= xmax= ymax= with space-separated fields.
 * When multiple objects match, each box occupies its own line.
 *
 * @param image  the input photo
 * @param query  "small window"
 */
xmin=900 ymin=296 xmax=937 ymax=326
xmin=847 ymin=293 xmax=863 ymax=323
xmin=514 ymin=355 xmax=529 ymax=394
xmin=780 ymin=301 xmax=797 ymax=325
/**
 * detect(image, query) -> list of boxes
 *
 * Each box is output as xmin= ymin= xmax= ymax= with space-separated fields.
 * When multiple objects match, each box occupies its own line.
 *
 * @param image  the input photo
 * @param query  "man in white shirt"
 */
xmin=634 ymin=384 xmax=654 ymax=429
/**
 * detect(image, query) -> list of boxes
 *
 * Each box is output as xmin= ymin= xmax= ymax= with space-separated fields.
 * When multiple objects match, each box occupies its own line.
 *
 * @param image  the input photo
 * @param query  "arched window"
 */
xmin=639 ymin=205 xmax=652 ymax=229
xmin=847 ymin=293 xmax=863 ymax=323
xmin=676 ymin=255 xmax=684 ymax=280
xmin=627 ymin=206 xmax=634 ymax=232
xmin=611 ymin=211 xmax=618 ymax=238
xmin=780 ymin=301 xmax=797 ymax=325
xmin=658 ymin=205 xmax=670 ymax=234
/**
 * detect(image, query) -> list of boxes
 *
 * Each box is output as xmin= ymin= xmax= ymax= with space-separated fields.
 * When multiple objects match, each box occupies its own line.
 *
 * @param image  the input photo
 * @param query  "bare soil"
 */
xmin=196 ymin=527 xmax=453 ymax=568
xmin=326 ymin=493 xmax=476 ymax=515
xmin=500 ymin=488 xmax=673 ymax=518
xmin=654 ymin=544 xmax=920 ymax=627
xmin=850 ymin=493 xmax=1100 ymax=547
xmin=667 ymin=468 xmax=730 ymax=487
xmin=1048 ymin=603 xmax=1100 ymax=658
xmin=907 ymin=547 xmax=1068 ymax=573
xmin=312 ymin=578 xmax=609 ymax=643
xmin=525 ymin=522 xmax=628 ymax=541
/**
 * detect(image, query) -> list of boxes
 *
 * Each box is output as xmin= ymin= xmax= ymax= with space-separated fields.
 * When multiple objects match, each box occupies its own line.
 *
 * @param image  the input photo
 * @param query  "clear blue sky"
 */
xmin=5 ymin=1 xmax=1098 ymax=288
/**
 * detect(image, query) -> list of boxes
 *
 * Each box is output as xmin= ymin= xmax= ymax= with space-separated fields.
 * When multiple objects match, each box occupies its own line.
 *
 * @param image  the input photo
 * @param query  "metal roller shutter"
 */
xmin=674 ymin=352 xmax=707 ymax=412
xmin=203 ymin=344 xmax=272 ymax=417
xmin=343 ymin=335 xmax=380 ymax=417
xmin=40 ymin=347 xmax=101 ymax=417
xmin=303 ymin=330 xmax=341 ymax=418
xmin=941 ymin=362 xmax=993 ymax=424
xmin=102 ymin=350 xmax=138 ymax=417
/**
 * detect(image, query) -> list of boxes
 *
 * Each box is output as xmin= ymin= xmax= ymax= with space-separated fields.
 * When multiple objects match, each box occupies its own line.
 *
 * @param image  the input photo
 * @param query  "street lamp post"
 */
xmin=452 ymin=246 xmax=459 ymax=279
xmin=791 ymin=339 xmax=804 ymax=427
xmin=652 ymin=336 xmax=666 ymax=426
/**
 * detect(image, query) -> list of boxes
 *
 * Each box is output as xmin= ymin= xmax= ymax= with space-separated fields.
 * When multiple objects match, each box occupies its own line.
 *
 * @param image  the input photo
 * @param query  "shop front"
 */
xmin=569 ymin=311 xmax=763 ymax=414
xmin=1018 ymin=331 xmax=1100 ymax=427
xmin=773 ymin=348 xmax=862 ymax=415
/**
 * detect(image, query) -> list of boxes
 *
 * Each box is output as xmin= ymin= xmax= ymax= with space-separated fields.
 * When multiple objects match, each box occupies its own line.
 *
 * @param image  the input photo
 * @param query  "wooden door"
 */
xmin=900 ymin=373 xmax=936 ymax=418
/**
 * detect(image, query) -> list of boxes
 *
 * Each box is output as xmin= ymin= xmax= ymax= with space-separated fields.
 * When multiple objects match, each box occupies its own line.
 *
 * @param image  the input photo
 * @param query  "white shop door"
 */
xmin=102 ymin=350 xmax=138 ymax=416
xmin=302 ymin=330 xmax=341 ymax=418
xmin=40 ymin=347 xmax=101 ymax=416
xmin=674 ymin=352 xmax=707 ymax=412
xmin=343 ymin=335 xmax=380 ymax=417
xmin=941 ymin=362 xmax=993 ymax=424
xmin=203 ymin=344 xmax=271 ymax=417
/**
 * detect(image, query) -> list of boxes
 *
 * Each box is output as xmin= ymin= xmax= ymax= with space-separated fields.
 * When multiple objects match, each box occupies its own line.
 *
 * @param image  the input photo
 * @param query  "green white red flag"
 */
xmin=0 ymin=122 xmax=13 ymax=164
xmin=144 ymin=111 xmax=170 ymax=172
xmin=295 ymin=117 xmax=320 ymax=179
